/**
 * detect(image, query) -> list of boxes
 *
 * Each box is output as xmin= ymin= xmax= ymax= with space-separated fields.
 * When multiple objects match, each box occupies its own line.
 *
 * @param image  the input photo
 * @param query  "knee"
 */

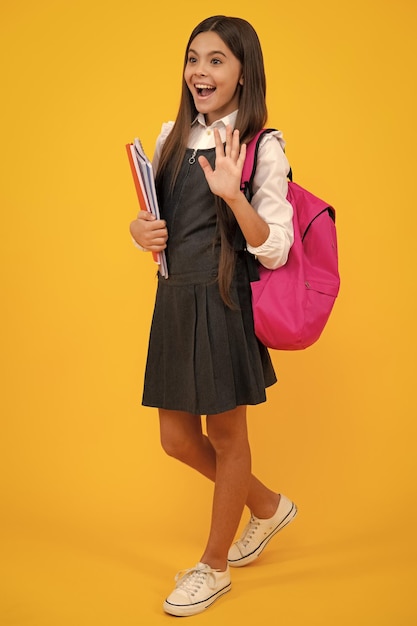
xmin=159 ymin=410 xmax=203 ymax=463
xmin=206 ymin=427 xmax=234 ymax=456
xmin=160 ymin=431 xmax=181 ymax=459
xmin=206 ymin=412 xmax=249 ymax=457
xmin=160 ymin=431 xmax=194 ymax=463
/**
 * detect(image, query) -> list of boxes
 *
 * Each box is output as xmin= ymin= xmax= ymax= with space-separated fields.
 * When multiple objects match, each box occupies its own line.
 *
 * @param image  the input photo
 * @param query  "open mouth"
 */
xmin=195 ymin=83 xmax=216 ymax=97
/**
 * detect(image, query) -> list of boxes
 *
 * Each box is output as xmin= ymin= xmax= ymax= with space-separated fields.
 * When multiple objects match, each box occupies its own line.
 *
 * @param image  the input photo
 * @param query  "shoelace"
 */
xmin=237 ymin=515 xmax=262 ymax=547
xmin=175 ymin=565 xmax=218 ymax=597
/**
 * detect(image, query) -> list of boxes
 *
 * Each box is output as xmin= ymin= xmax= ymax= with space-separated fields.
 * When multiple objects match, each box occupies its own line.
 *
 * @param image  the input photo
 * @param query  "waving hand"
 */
xmin=198 ymin=125 xmax=246 ymax=204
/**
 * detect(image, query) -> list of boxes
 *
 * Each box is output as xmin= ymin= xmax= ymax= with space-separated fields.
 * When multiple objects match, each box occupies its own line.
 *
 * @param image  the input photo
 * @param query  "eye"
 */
xmin=187 ymin=56 xmax=197 ymax=64
xmin=211 ymin=58 xmax=222 ymax=65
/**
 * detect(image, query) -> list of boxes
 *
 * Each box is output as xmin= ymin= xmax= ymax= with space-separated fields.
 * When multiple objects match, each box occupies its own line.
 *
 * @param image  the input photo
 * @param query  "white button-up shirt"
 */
xmin=150 ymin=110 xmax=294 ymax=269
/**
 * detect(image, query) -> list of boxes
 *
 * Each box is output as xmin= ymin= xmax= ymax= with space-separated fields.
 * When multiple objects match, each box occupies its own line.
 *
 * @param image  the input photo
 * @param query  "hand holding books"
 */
xmin=126 ymin=138 xmax=168 ymax=278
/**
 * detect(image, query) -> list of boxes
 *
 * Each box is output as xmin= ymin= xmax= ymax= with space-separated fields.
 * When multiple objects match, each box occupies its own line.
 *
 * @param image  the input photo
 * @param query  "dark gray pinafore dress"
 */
xmin=142 ymin=147 xmax=276 ymax=415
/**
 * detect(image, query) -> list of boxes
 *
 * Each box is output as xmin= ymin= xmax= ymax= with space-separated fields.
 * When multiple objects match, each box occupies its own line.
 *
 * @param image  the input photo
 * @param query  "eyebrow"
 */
xmin=188 ymin=48 xmax=227 ymax=57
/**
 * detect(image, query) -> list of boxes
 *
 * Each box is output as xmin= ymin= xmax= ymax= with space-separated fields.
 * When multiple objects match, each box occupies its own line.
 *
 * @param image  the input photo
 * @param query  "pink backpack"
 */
xmin=241 ymin=129 xmax=340 ymax=350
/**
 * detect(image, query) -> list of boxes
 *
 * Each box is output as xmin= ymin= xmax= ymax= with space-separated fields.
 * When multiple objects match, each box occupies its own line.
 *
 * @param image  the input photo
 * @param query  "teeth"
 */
xmin=195 ymin=84 xmax=215 ymax=89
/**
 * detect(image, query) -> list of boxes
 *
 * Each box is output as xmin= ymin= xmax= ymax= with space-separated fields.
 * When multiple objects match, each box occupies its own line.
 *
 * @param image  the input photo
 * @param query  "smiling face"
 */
xmin=184 ymin=31 xmax=244 ymax=126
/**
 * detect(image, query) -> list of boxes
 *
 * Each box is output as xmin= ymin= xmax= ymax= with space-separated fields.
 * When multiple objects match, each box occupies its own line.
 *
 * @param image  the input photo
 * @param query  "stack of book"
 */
xmin=126 ymin=139 xmax=168 ymax=278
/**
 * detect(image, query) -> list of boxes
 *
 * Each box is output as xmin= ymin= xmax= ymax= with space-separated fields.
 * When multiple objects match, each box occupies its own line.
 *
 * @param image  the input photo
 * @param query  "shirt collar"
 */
xmin=192 ymin=110 xmax=238 ymax=130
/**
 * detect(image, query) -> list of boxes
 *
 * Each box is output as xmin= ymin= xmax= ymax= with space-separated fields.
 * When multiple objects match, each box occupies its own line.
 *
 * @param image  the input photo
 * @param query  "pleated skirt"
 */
xmin=142 ymin=256 xmax=277 ymax=415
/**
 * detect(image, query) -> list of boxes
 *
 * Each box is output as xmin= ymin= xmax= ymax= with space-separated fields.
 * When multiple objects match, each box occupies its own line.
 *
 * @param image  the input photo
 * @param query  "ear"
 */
xmin=239 ymin=75 xmax=244 ymax=86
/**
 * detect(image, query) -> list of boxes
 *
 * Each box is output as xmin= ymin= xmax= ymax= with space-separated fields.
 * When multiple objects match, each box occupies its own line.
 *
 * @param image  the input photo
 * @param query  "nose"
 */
xmin=194 ymin=59 xmax=208 ymax=76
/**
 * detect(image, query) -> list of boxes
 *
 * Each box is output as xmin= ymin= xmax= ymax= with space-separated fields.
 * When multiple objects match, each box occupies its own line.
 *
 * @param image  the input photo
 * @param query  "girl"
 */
xmin=130 ymin=15 xmax=297 ymax=617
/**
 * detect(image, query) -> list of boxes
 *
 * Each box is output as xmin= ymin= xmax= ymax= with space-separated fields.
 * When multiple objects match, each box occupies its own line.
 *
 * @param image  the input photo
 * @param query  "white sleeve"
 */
xmin=152 ymin=121 xmax=175 ymax=172
xmin=246 ymin=132 xmax=294 ymax=270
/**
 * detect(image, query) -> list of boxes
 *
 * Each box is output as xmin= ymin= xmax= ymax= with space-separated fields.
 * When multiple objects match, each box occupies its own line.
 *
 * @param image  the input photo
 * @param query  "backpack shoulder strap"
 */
xmin=237 ymin=129 xmax=276 ymax=278
xmin=241 ymin=128 xmax=278 ymax=200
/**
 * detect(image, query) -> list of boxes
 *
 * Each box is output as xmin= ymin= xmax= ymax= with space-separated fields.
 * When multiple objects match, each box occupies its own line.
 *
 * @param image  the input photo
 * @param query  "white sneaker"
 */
xmin=163 ymin=562 xmax=231 ymax=616
xmin=228 ymin=494 xmax=297 ymax=567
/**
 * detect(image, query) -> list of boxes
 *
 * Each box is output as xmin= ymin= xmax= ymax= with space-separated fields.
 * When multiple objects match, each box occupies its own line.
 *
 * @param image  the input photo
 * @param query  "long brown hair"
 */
xmin=156 ymin=16 xmax=268 ymax=307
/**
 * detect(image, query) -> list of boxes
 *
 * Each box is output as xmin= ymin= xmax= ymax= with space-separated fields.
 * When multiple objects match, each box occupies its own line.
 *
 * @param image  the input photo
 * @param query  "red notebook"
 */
xmin=126 ymin=140 xmax=168 ymax=277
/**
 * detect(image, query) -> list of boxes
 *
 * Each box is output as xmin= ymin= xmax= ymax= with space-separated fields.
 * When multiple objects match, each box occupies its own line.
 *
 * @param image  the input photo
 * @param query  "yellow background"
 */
xmin=1 ymin=0 xmax=416 ymax=624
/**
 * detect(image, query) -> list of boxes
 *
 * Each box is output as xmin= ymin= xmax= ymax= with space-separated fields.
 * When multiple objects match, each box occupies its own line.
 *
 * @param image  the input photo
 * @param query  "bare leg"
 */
xmin=198 ymin=406 xmax=251 ymax=569
xmin=159 ymin=408 xmax=280 ymax=568
xmin=159 ymin=409 xmax=279 ymax=518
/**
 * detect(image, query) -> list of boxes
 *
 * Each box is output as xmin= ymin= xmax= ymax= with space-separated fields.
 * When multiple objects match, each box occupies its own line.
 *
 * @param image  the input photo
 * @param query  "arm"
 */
xmin=198 ymin=126 xmax=293 ymax=268
xmin=198 ymin=126 xmax=269 ymax=246
xmin=245 ymin=132 xmax=294 ymax=269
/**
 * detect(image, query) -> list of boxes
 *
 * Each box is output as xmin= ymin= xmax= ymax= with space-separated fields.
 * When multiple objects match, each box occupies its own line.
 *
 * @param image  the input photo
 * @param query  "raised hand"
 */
xmin=198 ymin=125 xmax=246 ymax=204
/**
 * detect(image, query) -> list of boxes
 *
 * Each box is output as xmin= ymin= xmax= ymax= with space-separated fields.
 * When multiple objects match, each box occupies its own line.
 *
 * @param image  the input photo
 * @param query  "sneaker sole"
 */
xmin=228 ymin=502 xmax=298 ymax=567
xmin=163 ymin=583 xmax=231 ymax=616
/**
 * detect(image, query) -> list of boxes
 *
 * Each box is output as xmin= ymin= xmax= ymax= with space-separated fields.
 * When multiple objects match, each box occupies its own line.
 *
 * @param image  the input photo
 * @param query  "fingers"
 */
xmin=231 ymin=130 xmax=240 ymax=163
xmin=214 ymin=126 xmax=244 ymax=162
xmin=224 ymin=125 xmax=233 ymax=157
xmin=137 ymin=210 xmax=156 ymax=221
xmin=227 ymin=125 xmax=241 ymax=161
xmin=213 ymin=127 xmax=224 ymax=158
xmin=215 ymin=125 xmax=234 ymax=157
xmin=130 ymin=213 xmax=168 ymax=251
xmin=197 ymin=154 xmax=213 ymax=175
xmin=236 ymin=141 xmax=247 ymax=169
xmin=145 ymin=237 xmax=168 ymax=251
